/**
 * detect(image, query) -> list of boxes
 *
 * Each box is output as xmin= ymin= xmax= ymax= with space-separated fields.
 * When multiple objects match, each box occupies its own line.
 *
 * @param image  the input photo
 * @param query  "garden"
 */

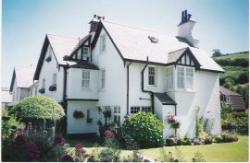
xmin=2 ymin=96 xmax=248 ymax=162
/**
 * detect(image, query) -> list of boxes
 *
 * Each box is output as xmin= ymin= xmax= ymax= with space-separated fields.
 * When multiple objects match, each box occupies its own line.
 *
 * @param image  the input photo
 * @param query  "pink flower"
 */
xmin=104 ymin=130 xmax=114 ymax=137
xmin=75 ymin=143 xmax=86 ymax=154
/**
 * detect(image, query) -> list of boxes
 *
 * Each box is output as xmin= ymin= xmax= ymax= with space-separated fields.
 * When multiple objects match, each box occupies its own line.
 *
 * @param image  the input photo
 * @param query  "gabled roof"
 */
xmin=33 ymin=34 xmax=79 ymax=80
xmin=69 ymin=34 xmax=91 ymax=57
xmin=92 ymin=20 xmax=224 ymax=72
xmin=10 ymin=66 xmax=35 ymax=92
xmin=220 ymin=86 xmax=241 ymax=96
xmin=69 ymin=61 xmax=99 ymax=70
xmin=154 ymin=93 xmax=177 ymax=105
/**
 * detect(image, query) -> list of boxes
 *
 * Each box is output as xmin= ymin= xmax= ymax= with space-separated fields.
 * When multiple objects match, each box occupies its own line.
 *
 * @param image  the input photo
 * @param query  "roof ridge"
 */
xmin=102 ymin=20 xmax=166 ymax=35
xmin=46 ymin=33 xmax=79 ymax=40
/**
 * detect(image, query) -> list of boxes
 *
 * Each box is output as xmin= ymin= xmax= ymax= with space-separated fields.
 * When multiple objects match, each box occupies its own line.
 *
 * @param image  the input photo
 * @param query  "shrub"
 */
xmin=2 ymin=114 xmax=24 ymax=140
xmin=165 ymin=137 xmax=177 ymax=146
xmin=180 ymin=136 xmax=192 ymax=145
xmin=12 ymin=96 xmax=65 ymax=121
xmin=221 ymin=133 xmax=238 ymax=142
xmin=104 ymin=136 xmax=120 ymax=149
xmin=213 ymin=135 xmax=223 ymax=143
xmin=118 ymin=129 xmax=139 ymax=150
xmin=122 ymin=150 xmax=144 ymax=162
xmin=192 ymin=151 xmax=206 ymax=162
xmin=121 ymin=112 xmax=164 ymax=148
xmin=99 ymin=148 xmax=121 ymax=162
xmin=202 ymin=134 xmax=213 ymax=144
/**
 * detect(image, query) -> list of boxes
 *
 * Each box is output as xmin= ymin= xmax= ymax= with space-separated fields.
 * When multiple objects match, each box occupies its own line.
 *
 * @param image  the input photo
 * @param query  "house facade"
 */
xmin=32 ymin=11 xmax=224 ymax=138
xmin=1 ymin=87 xmax=12 ymax=109
xmin=9 ymin=66 xmax=37 ymax=105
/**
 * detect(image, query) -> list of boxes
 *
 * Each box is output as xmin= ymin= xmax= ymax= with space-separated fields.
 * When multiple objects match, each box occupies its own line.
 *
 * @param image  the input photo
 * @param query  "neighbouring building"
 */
xmin=220 ymin=86 xmax=246 ymax=111
xmin=31 ymin=11 xmax=224 ymax=138
xmin=1 ymin=87 xmax=12 ymax=109
xmin=9 ymin=66 xmax=38 ymax=105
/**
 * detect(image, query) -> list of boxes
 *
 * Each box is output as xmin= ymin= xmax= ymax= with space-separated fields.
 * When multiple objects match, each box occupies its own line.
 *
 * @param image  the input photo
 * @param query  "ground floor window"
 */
xmin=130 ymin=106 xmax=152 ymax=114
xmin=113 ymin=106 xmax=121 ymax=125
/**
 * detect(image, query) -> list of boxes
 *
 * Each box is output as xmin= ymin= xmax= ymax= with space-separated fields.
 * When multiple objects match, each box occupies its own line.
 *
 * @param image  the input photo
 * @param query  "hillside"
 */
xmin=213 ymin=51 xmax=249 ymax=107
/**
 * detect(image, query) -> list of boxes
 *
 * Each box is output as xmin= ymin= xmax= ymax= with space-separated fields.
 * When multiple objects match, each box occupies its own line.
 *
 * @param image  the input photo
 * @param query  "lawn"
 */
xmin=67 ymin=136 xmax=248 ymax=162
xmin=213 ymin=51 xmax=249 ymax=60
xmin=139 ymin=136 xmax=248 ymax=162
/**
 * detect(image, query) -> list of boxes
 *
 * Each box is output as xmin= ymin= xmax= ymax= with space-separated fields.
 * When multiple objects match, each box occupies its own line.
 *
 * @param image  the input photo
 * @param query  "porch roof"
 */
xmin=154 ymin=93 xmax=177 ymax=105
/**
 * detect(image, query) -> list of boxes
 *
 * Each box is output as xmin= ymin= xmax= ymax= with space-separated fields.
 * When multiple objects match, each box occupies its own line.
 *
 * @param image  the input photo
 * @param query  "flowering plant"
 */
xmin=74 ymin=143 xmax=87 ymax=161
xmin=104 ymin=130 xmax=114 ymax=137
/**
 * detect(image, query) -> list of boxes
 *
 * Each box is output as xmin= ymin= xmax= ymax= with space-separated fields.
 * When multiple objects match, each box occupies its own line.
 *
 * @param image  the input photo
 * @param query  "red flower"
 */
xmin=75 ymin=143 xmax=86 ymax=154
xmin=104 ymin=130 xmax=114 ymax=137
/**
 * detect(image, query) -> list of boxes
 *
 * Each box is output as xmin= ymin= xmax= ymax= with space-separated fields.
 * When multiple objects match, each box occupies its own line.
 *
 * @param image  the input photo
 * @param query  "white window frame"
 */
xmin=177 ymin=66 xmax=185 ymax=89
xmin=186 ymin=67 xmax=194 ymax=90
xmin=81 ymin=70 xmax=90 ymax=89
xmin=176 ymin=66 xmax=195 ymax=91
xmin=166 ymin=66 xmax=174 ymax=89
xmin=130 ymin=106 xmax=152 ymax=114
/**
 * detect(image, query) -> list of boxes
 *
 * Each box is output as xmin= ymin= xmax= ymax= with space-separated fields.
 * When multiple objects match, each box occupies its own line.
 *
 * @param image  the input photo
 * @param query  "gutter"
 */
xmin=141 ymin=57 xmax=154 ymax=114
xmin=126 ymin=62 xmax=132 ymax=115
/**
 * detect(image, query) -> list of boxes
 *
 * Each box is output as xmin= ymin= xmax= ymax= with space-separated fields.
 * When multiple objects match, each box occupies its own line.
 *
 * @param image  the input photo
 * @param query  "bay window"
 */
xmin=82 ymin=70 xmax=90 ymax=88
xmin=177 ymin=66 xmax=194 ymax=90
xmin=166 ymin=67 xmax=173 ymax=89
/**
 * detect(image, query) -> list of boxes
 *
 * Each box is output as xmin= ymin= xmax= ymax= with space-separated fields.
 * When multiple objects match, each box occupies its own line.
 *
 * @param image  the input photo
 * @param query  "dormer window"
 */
xmin=82 ymin=47 xmax=89 ymax=60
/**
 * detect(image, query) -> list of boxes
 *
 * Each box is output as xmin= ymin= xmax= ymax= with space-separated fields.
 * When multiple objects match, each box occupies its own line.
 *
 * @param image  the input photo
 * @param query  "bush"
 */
xmin=165 ymin=137 xmax=177 ymax=146
xmin=221 ymin=133 xmax=238 ymax=142
xmin=2 ymin=114 xmax=24 ymax=140
xmin=121 ymin=112 xmax=164 ymax=148
xmin=99 ymin=148 xmax=121 ymax=162
xmin=179 ymin=136 xmax=192 ymax=145
xmin=202 ymin=135 xmax=213 ymax=144
xmin=213 ymin=135 xmax=223 ymax=143
xmin=122 ymin=150 xmax=144 ymax=162
xmin=12 ymin=96 xmax=65 ymax=121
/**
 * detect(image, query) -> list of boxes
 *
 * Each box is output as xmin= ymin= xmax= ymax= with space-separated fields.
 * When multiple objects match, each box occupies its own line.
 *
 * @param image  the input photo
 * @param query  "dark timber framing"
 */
xmin=126 ymin=62 xmax=132 ymax=115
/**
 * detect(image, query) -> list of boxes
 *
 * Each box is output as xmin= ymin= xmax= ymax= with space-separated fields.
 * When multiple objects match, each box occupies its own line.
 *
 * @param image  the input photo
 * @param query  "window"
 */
xmin=77 ymin=49 xmax=81 ymax=60
xmin=148 ymin=67 xmax=156 ymax=85
xmin=52 ymin=73 xmax=57 ymax=85
xmin=100 ymin=70 xmax=105 ymax=89
xmin=130 ymin=107 xmax=140 ymax=114
xmin=83 ymin=47 xmax=89 ymax=60
xmin=82 ymin=70 xmax=90 ymax=88
xmin=100 ymin=35 xmax=106 ymax=52
xmin=42 ymin=78 xmax=46 ymax=88
xmin=113 ymin=106 xmax=121 ymax=125
xmin=186 ymin=68 xmax=194 ymax=89
xmin=177 ymin=67 xmax=185 ymax=89
xmin=141 ymin=107 xmax=152 ymax=112
xmin=166 ymin=67 xmax=173 ymax=89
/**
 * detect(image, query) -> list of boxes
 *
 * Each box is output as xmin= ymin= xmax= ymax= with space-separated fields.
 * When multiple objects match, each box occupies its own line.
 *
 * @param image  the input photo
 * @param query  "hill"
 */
xmin=213 ymin=51 xmax=249 ymax=108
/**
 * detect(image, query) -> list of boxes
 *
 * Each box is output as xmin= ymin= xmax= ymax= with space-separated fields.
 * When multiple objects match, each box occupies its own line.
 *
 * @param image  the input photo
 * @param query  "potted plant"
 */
xmin=38 ymin=88 xmax=45 ymax=94
xmin=49 ymin=84 xmax=57 ymax=91
xmin=73 ymin=110 xmax=84 ymax=119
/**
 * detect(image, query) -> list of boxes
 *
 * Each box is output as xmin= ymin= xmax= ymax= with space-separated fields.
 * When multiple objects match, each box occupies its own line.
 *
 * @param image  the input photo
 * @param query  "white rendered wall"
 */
xmin=67 ymin=68 xmax=98 ymax=99
xmin=38 ymin=45 xmax=64 ymax=102
xmin=67 ymin=101 xmax=98 ymax=134
xmin=91 ymin=29 xmax=127 ymax=123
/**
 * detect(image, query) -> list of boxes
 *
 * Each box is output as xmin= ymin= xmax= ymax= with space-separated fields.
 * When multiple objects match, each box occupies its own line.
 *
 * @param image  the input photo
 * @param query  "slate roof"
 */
xmin=220 ymin=86 xmax=241 ymax=96
xmin=98 ymin=20 xmax=224 ymax=72
xmin=10 ymin=66 xmax=35 ymax=92
xmin=154 ymin=93 xmax=176 ymax=105
xmin=167 ymin=48 xmax=187 ymax=63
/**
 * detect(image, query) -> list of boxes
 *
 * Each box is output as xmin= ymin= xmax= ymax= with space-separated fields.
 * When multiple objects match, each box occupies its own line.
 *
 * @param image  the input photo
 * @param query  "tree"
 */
xmin=11 ymin=96 xmax=65 ymax=129
xmin=212 ymin=49 xmax=222 ymax=57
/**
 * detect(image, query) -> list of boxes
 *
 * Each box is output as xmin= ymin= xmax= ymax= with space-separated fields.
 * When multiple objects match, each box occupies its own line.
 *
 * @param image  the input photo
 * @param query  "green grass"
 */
xmin=214 ymin=51 xmax=249 ymax=60
xmin=66 ymin=136 xmax=248 ymax=162
xmin=139 ymin=136 xmax=248 ymax=162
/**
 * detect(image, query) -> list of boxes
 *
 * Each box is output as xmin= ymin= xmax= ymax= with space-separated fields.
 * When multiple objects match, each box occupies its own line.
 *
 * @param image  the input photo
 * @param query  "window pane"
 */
xmin=142 ymin=107 xmax=152 ymax=112
xmin=186 ymin=68 xmax=194 ymax=89
xmin=82 ymin=71 xmax=90 ymax=88
xmin=177 ymin=67 xmax=184 ymax=88
xmin=148 ymin=67 xmax=155 ymax=85
xmin=166 ymin=67 xmax=173 ymax=89
xmin=101 ymin=70 xmax=105 ymax=88
xmin=130 ymin=107 xmax=140 ymax=114
xmin=53 ymin=73 xmax=57 ymax=85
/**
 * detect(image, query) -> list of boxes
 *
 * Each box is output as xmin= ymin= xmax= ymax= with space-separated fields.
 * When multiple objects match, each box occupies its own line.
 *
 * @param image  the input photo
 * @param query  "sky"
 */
xmin=2 ymin=0 xmax=249 ymax=87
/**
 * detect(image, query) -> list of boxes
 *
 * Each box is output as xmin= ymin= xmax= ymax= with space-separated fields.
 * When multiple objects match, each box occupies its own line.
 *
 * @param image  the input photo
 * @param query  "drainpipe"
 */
xmin=141 ymin=57 xmax=154 ymax=114
xmin=126 ymin=62 xmax=132 ymax=115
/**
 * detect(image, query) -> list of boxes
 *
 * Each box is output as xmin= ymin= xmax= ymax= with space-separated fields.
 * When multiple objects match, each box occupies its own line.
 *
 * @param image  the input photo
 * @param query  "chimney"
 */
xmin=177 ymin=10 xmax=199 ymax=47
xmin=89 ymin=14 xmax=105 ymax=33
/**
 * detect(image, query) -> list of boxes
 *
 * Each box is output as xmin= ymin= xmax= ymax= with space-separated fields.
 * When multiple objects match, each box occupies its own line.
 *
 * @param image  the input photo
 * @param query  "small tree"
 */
xmin=11 ymin=96 xmax=65 ymax=130
xmin=212 ymin=49 xmax=222 ymax=57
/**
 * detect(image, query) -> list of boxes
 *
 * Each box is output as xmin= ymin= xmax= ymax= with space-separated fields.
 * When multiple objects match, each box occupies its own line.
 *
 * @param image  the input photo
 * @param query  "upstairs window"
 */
xmin=148 ymin=67 xmax=156 ymax=85
xmin=52 ymin=73 xmax=57 ymax=85
xmin=177 ymin=67 xmax=185 ymax=89
xmin=166 ymin=67 xmax=173 ymax=89
xmin=82 ymin=70 xmax=90 ymax=88
xmin=101 ymin=70 xmax=105 ymax=89
xmin=186 ymin=68 xmax=194 ymax=90
xmin=100 ymin=35 xmax=106 ymax=52
xmin=82 ymin=47 xmax=89 ymax=60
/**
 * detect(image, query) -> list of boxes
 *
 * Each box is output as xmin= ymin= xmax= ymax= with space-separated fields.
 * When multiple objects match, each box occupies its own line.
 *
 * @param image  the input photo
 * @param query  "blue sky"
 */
xmin=2 ymin=0 xmax=249 ymax=87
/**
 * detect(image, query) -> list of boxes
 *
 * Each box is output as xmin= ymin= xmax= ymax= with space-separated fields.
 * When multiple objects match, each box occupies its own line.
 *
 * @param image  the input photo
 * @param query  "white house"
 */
xmin=33 ymin=11 xmax=224 ymax=138
xmin=9 ymin=66 xmax=37 ymax=105
xmin=1 ymin=87 xmax=12 ymax=109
